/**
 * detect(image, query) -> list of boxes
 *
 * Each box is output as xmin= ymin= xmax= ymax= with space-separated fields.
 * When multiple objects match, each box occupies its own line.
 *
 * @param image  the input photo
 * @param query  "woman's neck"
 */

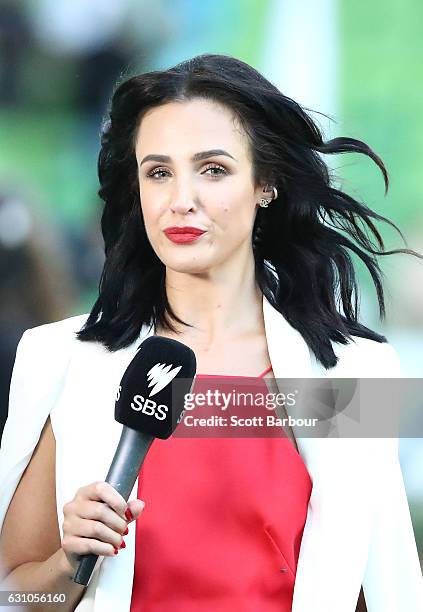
xmin=157 ymin=265 xmax=264 ymax=347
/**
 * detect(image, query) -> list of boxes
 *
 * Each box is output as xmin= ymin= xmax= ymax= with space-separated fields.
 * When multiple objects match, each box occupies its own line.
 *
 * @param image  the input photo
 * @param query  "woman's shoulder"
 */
xmin=13 ymin=313 xmax=91 ymax=377
xmin=24 ymin=312 xmax=90 ymax=342
xmin=17 ymin=312 xmax=89 ymax=353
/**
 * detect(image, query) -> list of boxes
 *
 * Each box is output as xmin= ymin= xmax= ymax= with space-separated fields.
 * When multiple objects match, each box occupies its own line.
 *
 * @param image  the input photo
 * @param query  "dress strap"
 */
xmin=196 ymin=365 xmax=273 ymax=378
xmin=257 ymin=364 xmax=272 ymax=378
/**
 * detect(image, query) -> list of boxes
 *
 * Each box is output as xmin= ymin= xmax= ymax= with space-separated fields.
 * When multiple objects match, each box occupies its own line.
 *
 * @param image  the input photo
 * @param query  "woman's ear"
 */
xmin=261 ymin=183 xmax=274 ymax=199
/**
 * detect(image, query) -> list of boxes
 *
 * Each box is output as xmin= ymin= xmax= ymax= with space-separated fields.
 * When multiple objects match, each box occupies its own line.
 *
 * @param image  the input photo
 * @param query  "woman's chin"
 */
xmin=161 ymin=255 xmax=214 ymax=275
xmin=166 ymin=261 xmax=210 ymax=274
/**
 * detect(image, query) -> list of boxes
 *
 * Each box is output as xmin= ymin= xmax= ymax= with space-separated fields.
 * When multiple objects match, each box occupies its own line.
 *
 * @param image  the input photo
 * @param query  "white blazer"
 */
xmin=0 ymin=295 xmax=422 ymax=612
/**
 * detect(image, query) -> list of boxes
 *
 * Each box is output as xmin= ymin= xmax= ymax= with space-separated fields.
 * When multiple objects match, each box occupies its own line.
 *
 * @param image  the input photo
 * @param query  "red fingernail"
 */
xmin=125 ymin=508 xmax=134 ymax=521
xmin=114 ymin=547 xmax=119 ymax=555
xmin=120 ymin=540 xmax=126 ymax=549
xmin=123 ymin=527 xmax=129 ymax=535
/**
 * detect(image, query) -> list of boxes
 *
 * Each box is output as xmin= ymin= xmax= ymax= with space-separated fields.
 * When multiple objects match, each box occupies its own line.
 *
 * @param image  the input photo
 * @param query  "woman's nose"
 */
xmin=169 ymin=182 xmax=197 ymax=214
xmin=170 ymin=200 xmax=195 ymax=214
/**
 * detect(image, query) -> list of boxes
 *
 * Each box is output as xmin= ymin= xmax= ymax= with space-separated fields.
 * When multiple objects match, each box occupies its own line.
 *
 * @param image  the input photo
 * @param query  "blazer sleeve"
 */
xmin=0 ymin=318 xmax=82 ymax=539
xmin=0 ymin=330 xmax=39 ymax=535
xmin=362 ymin=343 xmax=423 ymax=611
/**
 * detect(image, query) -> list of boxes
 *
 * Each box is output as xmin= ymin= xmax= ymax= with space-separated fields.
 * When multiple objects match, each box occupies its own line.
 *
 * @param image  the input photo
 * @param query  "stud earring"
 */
xmin=258 ymin=198 xmax=270 ymax=208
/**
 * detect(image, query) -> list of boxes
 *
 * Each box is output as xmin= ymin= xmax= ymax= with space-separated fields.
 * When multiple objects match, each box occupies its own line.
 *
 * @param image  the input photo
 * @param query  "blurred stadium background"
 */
xmin=0 ymin=0 xmax=422 ymax=565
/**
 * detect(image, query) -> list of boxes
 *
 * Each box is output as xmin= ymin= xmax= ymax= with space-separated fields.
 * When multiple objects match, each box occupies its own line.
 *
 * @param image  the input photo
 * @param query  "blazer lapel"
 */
xmin=262 ymin=294 xmax=314 ymax=378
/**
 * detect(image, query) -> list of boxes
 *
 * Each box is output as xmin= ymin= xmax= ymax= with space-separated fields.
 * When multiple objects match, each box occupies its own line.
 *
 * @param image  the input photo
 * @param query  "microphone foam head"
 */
xmin=115 ymin=336 xmax=196 ymax=439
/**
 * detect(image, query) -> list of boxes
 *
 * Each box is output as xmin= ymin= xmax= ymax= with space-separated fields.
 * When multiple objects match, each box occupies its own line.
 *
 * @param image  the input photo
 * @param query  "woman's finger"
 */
xmin=126 ymin=499 xmax=146 ymax=521
xmin=64 ymin=516 xmax=125 ymax=550
xmin=62 ymin=534 xmax=119 ymax=559
xmin=67 ymin=499 xmax=128 ymax=535
xmin=77 ymin=481 xmax=128 ymax=520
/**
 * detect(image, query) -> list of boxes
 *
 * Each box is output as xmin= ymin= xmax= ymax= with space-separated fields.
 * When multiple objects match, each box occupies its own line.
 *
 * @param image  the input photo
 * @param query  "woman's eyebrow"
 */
xmin=139 ymin=149 xmax=237 ymax=166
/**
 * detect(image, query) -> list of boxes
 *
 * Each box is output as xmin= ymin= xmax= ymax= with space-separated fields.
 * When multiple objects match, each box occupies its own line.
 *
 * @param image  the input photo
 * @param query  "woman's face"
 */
xmin=135 ymin=98 xmax=265 ymax=275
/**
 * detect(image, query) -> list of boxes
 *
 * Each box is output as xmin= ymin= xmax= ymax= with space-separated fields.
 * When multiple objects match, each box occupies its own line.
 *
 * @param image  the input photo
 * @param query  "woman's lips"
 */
xmin=164 ymin=232 xmax=204 ymax=244
xmin=163 ymin=228 xmax=206 ymax=244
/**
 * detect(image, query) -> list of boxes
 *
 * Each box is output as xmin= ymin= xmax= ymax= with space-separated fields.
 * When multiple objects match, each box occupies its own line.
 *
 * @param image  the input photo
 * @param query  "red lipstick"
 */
xmin=163 ymin=226 xmax=206 ymax=244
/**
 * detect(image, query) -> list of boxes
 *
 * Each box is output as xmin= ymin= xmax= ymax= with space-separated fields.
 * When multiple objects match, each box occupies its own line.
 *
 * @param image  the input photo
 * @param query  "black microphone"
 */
xmin=72 ymin=335 xmax=196 ymax=585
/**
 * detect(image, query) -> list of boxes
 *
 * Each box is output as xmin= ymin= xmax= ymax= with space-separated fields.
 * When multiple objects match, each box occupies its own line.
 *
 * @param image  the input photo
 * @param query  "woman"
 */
xmin=0 ymin=53 xmax=422 ymax=612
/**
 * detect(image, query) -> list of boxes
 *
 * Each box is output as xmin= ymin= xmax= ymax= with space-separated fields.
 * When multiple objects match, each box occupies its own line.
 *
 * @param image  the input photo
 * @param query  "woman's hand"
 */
xmin=61 ymin=481 xmax=145 ymax=575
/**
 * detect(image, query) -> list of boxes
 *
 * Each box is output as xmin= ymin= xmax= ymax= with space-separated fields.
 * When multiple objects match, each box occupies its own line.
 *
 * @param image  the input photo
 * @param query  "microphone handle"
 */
xmin=72 ymin=428 xmax=154 ymax=586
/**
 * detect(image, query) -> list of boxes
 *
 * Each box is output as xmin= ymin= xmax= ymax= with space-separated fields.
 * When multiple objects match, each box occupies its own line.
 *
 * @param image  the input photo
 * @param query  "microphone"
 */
xmin=72 ymin=335 xmax=196 ymax=585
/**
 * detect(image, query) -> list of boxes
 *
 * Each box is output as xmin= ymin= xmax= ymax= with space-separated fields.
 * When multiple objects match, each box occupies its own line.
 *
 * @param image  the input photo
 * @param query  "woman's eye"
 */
xmin=146 ymin=168 xmax=169 ymax=180
xmin=203 ymin=164 xmax=227 ymax=177
xmin=146 ymin=164 xmax=227 ymax=180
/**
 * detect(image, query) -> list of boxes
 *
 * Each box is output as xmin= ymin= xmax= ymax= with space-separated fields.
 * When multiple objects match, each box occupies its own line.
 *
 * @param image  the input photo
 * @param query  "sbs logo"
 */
xmin=130 ymin=362 xmax=182 ymax=420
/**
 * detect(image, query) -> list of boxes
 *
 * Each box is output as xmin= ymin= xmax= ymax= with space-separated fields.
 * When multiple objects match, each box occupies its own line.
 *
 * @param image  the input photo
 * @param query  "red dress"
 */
xmin=130 ymin=366 xmax=312 ymax=611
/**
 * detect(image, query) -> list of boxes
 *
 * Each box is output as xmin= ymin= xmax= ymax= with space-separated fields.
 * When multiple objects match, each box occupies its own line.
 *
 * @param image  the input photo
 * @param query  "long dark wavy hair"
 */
xmin=76 ymin=53 xmax=420 ymax=369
